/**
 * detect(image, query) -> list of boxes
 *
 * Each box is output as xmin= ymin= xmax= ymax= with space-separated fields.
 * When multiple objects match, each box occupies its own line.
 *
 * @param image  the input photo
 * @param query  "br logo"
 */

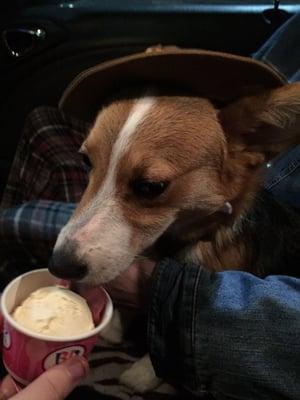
xmin=43 ymin=345 xmax=85 ymax=370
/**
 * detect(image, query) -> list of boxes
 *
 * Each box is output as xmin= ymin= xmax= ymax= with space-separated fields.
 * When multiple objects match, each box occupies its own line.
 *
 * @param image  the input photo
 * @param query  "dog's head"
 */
xmin=50 ymin=83 xmax=300 ymax=284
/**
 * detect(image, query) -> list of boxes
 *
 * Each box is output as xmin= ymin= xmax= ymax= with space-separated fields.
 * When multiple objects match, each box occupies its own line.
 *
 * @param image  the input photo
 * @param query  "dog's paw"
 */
xmin=100 ymin=309 xmax=124 ymax=344
xmin=120 ymin=354 xmax=162 ymax=393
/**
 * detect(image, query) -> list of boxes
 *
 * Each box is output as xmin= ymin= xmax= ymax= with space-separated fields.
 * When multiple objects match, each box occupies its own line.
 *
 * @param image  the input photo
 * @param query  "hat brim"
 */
xmin=59 ymin=48 xmax=285 ymax=122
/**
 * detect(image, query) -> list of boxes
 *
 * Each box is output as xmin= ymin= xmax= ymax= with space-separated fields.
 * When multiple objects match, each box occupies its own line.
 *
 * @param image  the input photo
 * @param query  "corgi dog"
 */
xmin=50 ymin=49 xmax=300 ymax=393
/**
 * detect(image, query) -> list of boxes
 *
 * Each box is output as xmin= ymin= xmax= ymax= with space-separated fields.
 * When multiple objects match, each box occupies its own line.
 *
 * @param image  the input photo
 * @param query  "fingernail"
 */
xmin=64 ymin=356 xmax=89 ymax=380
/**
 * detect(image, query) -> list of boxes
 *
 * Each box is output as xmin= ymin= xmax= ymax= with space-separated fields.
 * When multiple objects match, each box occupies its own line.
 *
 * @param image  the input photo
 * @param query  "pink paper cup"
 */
xmin=1 ymin=268 xmax=113 ymax=387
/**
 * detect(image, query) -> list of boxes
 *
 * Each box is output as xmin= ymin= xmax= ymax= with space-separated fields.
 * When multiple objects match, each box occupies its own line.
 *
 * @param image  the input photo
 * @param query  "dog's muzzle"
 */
xmin=49 ymin=243 xmax=88 ymax=280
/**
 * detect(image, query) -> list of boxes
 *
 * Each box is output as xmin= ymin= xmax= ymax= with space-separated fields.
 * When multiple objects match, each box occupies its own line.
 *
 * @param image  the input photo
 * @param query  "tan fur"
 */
xmin=66 ymin=83 xmax=300 ymax=277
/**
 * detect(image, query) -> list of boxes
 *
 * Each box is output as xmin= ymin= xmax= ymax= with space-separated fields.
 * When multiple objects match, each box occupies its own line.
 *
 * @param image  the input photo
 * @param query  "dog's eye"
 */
xmin=131 ymin=179 xmax=169 ymax=200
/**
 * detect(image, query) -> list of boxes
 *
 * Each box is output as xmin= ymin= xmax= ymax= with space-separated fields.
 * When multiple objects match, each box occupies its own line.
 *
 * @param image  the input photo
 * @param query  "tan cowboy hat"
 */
xmin=59 ymin=46 xmax=285 ymax=122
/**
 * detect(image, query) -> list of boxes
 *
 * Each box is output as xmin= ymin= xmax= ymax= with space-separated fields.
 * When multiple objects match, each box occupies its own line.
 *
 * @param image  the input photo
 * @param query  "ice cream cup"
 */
xmin=1 ymin=268 xmax=113 ymax=387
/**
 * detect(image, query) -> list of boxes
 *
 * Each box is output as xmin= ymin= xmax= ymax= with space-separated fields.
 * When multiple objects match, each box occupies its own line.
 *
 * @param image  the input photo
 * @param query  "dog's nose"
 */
xmin=49 ymin=248 xmax=88 ymax=280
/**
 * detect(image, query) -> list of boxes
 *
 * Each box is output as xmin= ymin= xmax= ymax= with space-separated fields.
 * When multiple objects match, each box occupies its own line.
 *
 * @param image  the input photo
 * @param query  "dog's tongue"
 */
xmin=58 ymin=280 xmax=107 ymax=325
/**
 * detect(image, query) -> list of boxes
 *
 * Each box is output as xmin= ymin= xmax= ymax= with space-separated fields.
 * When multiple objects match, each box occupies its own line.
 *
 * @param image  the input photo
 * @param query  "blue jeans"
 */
xmin=254 ymin=13 xmax=300 ymax=209
xmin=264 ymin=146 xmax=300 ymax=209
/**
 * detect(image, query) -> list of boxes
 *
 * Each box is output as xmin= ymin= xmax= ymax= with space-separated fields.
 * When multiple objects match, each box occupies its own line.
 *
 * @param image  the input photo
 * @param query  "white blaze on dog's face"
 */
xmin=54 ymin=91 xmax=227 ymax=283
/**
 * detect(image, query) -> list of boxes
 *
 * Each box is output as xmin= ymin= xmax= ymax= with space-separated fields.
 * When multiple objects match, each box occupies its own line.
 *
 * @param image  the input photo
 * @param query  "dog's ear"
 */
xmin=219 ymin=82 xmax=300 ymax=162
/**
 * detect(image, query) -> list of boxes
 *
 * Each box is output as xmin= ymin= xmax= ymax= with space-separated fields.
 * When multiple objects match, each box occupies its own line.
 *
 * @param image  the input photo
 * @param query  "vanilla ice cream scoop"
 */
xmin=12 ymin=286 xmax=95 ymax=337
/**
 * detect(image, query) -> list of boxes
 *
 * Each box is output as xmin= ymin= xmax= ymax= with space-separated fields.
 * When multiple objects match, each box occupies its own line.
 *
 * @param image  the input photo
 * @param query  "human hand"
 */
xmin=0 ymin=356 xmax=88 ymax=400
xmin=104 ymin=259 xmax=156 ymax=309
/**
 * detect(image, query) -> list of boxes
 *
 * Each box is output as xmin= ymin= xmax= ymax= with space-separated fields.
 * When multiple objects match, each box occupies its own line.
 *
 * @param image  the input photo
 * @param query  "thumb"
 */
xmin=13 ymin=356 xmax=88 ymax=400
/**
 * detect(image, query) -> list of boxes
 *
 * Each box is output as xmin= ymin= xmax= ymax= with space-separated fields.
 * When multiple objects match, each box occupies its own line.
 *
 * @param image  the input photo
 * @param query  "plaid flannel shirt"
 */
xmin=0 ymin=106 xmax=89 ymax=209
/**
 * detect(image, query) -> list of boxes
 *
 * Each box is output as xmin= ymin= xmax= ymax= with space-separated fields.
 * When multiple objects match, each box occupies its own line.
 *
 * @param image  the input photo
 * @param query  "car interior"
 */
xmin=1 ymin=0 xmax=300 ymax=195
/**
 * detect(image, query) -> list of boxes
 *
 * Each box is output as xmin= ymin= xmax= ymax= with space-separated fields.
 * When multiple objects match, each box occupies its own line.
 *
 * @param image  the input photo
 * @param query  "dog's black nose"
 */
xmin=49 ymin=248 xmax=88 ymax=280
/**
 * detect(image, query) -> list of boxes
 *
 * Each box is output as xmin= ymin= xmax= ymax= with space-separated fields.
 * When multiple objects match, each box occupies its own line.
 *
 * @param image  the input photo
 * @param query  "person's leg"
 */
xmin=253 ymin=13 xmax=300 ymax=83
xmin=263 ymin=147 xmax=300 ymax=210
xmin=253 ymin=14 xmax=300 ymax=209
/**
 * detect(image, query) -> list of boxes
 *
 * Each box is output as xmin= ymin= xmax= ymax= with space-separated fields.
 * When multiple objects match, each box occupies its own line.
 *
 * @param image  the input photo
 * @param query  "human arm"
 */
xmin=148 ymin=259 xmax=300 ymax=400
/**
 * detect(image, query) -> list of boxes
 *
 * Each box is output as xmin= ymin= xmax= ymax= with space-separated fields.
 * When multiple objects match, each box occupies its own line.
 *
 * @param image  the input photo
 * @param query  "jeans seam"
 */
xmin=265 ymin=160 xmax=300 ymax=190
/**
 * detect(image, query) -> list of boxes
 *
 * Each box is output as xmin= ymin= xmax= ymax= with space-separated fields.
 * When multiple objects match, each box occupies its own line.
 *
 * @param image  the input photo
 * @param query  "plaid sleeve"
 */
xmin=0 ymin=200 xmax=75 ymax=286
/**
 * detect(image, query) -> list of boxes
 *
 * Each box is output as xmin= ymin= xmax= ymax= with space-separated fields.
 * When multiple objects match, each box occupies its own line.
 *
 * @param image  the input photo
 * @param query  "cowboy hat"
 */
xmin=59 ymin=46 xmax=285 ymax=122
